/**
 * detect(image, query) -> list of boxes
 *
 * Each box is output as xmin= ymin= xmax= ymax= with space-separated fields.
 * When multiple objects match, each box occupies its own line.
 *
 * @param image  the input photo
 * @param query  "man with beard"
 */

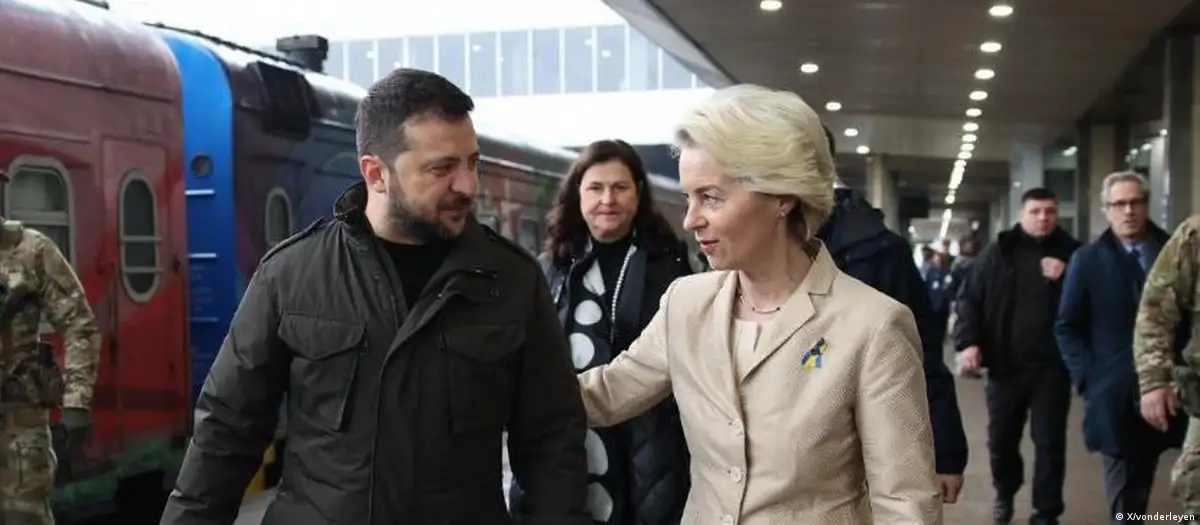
xmin=160 ymin=68 xmax=591 ymax=525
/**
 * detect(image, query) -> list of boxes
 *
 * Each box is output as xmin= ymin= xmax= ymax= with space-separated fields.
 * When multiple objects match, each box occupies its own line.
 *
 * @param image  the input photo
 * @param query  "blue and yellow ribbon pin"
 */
xmin=801 ymin=337 xmax=827 ymax=369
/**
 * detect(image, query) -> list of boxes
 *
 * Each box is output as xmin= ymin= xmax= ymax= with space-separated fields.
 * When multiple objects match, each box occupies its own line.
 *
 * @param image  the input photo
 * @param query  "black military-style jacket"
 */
xmin=160 ymin=182 xmax=591 ymax=525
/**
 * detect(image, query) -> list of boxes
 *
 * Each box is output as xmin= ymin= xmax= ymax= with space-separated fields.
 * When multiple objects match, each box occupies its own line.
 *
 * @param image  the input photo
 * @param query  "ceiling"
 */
xmin=604 ymin=0 xmax=1193 ymax=217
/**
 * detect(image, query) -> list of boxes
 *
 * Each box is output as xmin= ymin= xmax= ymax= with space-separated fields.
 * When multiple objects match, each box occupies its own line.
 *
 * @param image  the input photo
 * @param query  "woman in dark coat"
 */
xmin=509 ymin=139 xmax=692 ymax=525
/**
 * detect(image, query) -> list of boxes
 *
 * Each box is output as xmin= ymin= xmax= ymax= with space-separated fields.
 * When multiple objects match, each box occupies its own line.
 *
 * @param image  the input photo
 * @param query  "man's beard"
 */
xmin=385 ymin=174 xmax=474 ymax=244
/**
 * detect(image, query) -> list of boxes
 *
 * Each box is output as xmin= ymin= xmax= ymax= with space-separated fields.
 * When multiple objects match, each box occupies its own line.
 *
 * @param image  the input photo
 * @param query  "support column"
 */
xmin=1077 ymin=124 xmax=1119 ymax=241
xmin=1007 ymin=143 xmax=1045 ymax=222
xmin=865 ymin=154 xmax=900 ymax=232
xmin=989 ymin=195 xmax=1008 ymax=239
xmin=1148 ymin=133 xmax=1168 ymax=226
xmin=1162 ymin=34 xmax=1199 ymax=226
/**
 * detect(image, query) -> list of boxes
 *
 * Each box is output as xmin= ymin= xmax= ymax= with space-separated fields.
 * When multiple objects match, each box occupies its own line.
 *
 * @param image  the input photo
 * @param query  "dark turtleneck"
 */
xmin=378 ymin=238 xmax=452 ymax=308
xmin=593 ymin=233 xmax=634 ymax=307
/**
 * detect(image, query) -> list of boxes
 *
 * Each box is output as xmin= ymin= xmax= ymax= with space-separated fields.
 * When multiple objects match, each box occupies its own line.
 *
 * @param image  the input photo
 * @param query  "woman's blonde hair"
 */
xmin=674 ymin=84 xmax=836 ymax=240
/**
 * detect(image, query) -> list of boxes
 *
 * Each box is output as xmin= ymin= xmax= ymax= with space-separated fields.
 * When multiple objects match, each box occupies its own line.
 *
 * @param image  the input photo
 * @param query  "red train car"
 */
xmin=0 ymin=0 xmax=188 ymax=520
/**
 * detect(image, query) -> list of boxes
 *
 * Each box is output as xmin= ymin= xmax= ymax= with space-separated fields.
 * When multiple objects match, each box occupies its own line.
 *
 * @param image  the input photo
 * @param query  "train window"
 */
xmin=517 ymin=218 xmax=541 ymax=255
xmin=265 ymin=188 xmax=294 ymax=247
xmin=119 ymin=172 xmax=160 ymax=302
xmin=5 ymin=157 xmax=74 ymax=263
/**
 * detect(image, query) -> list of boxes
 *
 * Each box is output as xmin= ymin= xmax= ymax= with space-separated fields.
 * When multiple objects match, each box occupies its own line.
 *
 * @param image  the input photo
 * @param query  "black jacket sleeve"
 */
xmin=874 ymin=247 xmax=970 ymax=475
xmin=506 ymin=269 xmax=591 ymax=525
xmin=160 ymin=262 xmax=289 ymax=525
xmin=952 ymin=246 xmax=991 ymax=353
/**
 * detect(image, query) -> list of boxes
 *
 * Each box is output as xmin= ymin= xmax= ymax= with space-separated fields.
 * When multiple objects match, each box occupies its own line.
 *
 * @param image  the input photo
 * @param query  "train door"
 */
xmin=100 ymin=139 xmax=189 ymax=450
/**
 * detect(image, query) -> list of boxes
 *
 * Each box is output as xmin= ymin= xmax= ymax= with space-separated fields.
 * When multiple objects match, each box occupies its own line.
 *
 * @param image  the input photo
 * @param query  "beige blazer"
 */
xmin=578 ymin=244 xmax=942 ymax=524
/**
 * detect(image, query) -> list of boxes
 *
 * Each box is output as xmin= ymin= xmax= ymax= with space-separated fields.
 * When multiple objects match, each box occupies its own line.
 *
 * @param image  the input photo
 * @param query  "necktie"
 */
xmin=1130 ymin=247 xmax=1145 ymax=274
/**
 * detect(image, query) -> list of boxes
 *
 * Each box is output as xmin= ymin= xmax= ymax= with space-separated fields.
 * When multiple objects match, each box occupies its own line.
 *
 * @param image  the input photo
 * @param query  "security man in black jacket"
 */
xmin=954 ymin=187 xmax=1082 ymax=524
xmin=159 ymin=69 xmax=591 ymax=525
xmin=815 ymin=126 xmax=970 ymax=503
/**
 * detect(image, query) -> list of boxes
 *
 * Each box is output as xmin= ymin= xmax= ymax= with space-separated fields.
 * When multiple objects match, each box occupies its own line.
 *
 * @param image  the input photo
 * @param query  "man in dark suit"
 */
xmin=1055 ymin=171 xmax=1186 ymax=525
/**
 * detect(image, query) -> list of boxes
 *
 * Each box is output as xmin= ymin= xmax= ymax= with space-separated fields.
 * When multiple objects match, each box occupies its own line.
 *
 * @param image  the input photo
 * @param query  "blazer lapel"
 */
xmin=738 ymin=244 xmax=837 ymax=383
xmin=706 ymin=273 xmax=742 ymax=405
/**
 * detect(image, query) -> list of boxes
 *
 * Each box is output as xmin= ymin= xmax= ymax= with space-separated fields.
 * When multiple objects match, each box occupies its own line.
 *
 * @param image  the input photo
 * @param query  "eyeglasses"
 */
xmin=1106 ymin=198 xmax=1147 ymax=210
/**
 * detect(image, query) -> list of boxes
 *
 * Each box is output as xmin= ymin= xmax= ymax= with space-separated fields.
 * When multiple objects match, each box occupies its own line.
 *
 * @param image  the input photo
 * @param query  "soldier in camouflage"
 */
xmin=0 ymin=169 xmax=100 ymax=525
xmin=1134 ymin=215 xmax=1200 ymax=517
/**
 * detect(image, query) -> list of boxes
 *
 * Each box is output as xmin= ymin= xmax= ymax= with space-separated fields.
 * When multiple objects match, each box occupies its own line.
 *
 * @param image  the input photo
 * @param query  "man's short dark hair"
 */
xmin=354 ymin=68 xmax=475 ymax=160
xmin=1020 ymin=187 xmax=1057 ymax=204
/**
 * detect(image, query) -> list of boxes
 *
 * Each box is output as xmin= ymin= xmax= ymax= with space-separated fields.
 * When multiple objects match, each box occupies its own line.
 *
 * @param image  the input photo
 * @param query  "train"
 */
xmin=0 ymin=0 xmax=688 ymax=521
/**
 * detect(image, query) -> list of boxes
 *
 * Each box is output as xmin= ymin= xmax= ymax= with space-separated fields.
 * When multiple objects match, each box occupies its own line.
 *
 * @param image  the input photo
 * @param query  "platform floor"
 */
xmin=234 ymin=372 xmax=1187 ymax=524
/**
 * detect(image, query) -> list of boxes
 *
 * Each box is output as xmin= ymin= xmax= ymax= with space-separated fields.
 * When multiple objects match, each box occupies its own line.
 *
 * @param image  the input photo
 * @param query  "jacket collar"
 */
xmin=996 ymin=223 xmax=1077 ymax=254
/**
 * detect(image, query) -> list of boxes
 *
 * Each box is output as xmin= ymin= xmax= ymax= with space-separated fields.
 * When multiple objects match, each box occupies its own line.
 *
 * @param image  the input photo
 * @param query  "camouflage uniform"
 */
xmin=1133 ymin=215 xmax=1200 ymax=516
xmin=0 ymin=219 xmax=100 ymax=525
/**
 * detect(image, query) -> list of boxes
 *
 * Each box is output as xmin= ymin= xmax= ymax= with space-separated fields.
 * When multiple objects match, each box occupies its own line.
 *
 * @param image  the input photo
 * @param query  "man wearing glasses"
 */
xmin=1057 ymin=171 xmax=1185 ymax=524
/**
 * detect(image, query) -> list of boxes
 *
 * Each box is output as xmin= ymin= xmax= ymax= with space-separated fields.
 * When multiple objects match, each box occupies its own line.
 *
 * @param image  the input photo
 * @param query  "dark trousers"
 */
xmin=1102 ymin=427 xmax=1164 ymax=525
xmin=986 ymin=365 xmax=1072 ymax=519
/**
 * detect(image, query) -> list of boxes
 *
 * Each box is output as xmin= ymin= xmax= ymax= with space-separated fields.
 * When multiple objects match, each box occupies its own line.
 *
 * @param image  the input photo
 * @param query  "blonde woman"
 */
xmin=577 ymin=85 xmax=942 ymax=524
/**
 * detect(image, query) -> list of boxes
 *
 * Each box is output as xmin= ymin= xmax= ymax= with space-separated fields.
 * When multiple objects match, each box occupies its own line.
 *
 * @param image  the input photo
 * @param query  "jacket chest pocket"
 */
xmin=279 ymin=314 xmax=366 ymax=432
xmin=441 ymin=324 xmax=523 ymax=433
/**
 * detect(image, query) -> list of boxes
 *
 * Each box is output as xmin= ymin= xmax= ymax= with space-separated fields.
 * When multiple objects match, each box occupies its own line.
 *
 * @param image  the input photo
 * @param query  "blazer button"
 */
xmin=720 ymin=514 xmax=734 ymax=524
xmin=731 ymin=420 xmax=744 ymax=437
xmin=729 ymin=466 xmax=744 ymax=483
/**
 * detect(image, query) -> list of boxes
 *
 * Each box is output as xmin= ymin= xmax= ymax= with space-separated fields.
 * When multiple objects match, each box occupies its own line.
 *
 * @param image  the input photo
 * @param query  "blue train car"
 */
xmin=154 ymin=27 xmax=362 ymax=408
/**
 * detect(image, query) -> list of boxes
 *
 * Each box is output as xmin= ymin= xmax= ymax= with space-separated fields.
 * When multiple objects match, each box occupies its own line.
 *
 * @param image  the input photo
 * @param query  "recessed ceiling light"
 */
xmin=844 ymin=128 xmax=859 ymax=137
xmin=963 ymin=133 xmax=978 ymax=143
xmin=961 ymin=143 xmax=975 ymax=152
xmin=945 ymin=194 xmax=957 ymax=205
xmin=988 ymin=4 xmax=1013 ymax=17
xmin=760 ymin=0 xmax=782 ymax=11
xmin=954 ymin=159 xmax=967 ymax=167
xmin=980 ymin=41 xmax=1003 ymax=53
xmin=974 ymin=68 xmax=995 ymax=80
xmin=825 ymin=101 xmax=842 ymax=111
xmin=856 ymin=145 xmax=870 ymax=154
xmin=969 ymin=90 xmax=988 ymax=101
xmin=958 ymin=151 xmax=973 ymax=160
xmin=966 ymin=108 xmax=982 ymax=117
xmin=799 ymin=62 xmax=819 ymax=74
xmin=963 ymin=122 xmax=979 ymax=132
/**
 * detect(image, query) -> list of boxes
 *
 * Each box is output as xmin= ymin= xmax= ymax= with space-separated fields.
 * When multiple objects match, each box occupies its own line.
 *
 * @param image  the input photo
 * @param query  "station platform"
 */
xmin=234 ymin=370 xmax=1186 ymax=524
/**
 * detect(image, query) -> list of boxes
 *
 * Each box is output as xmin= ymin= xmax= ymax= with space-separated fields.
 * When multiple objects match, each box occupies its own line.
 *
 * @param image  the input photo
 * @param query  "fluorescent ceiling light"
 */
xmin=963 ymin=133 xmax=978 ymax=143
xmin=856 ymin=145 xmax=870 ymax=154
xmin=969 ymin=90 xmax=988 ymax=101
xmin=980 ymin=41 xmax=1003 ymax=53
xmin=963 ymin=122 xmax=979 ymax=132
xmin=844 ymin=128 xmax=859 ymax=137
xmin=974 ymin=68 xmax=995 ymax=80
xmin=760 ymin=0 xmax=782 ymax=11
xmin=988 ymin=4 xmax=1013 ymax=17
xmin=966 ymin=108 xmax=982 ymax=117
xmin=825 ymin=101 xmax=842 ymax=111
xmin=799 ymin=62 xmax=819 ymax=74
